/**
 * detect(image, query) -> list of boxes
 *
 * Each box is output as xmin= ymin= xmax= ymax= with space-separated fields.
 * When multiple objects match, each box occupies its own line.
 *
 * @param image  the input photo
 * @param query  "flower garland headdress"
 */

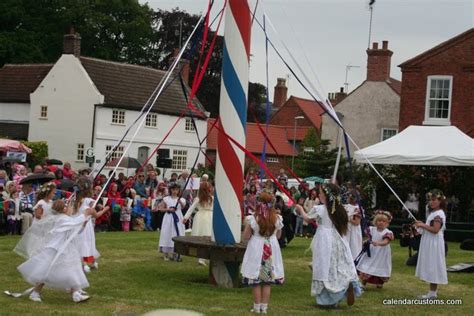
xmin=427 ymin=189 xmax=446 ymax=200
xmin=373 ymin=209 xmax=392 ymax=223
xmin=322 ymin=183 xmax=341 ymax=214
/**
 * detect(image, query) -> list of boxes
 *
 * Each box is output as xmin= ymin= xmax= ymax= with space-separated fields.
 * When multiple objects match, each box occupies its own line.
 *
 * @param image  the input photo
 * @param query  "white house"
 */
xmin=2 ymin=31 xmax=208 ymax=173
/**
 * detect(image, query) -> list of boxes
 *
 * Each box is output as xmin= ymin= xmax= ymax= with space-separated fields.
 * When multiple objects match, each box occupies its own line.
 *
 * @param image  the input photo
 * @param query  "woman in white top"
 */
xmin=356 ymin=211 xmax=394 ymax=288
xmin=241 ymin=192 xmax=284 ymax=314
xmin=415 ymin=189 xmax=448 ymax=299
xmin=296 ymin=183 xmax=362 ymax=307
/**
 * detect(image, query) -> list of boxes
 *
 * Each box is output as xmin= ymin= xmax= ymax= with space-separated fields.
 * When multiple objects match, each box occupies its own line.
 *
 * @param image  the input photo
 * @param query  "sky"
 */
xmin=142 ymin=0 xmax=473 ymax=101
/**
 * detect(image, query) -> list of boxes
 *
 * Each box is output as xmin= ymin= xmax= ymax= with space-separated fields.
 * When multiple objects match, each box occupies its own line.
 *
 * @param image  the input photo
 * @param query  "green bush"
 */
xmin=21 ymin=141 xmax=48 ymax=169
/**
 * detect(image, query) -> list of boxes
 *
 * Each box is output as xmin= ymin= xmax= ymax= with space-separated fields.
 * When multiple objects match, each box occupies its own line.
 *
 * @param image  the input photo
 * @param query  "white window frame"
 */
xmin=40 ymin=105 xmax=48 ymax=119
xmin=423 ymin=75 xmax=452 ymax=126
xmin=105 ymin=145 xmax=125 ymax=160
xmin=380 ymin=128 xmax=398 ymax=141
xmin=172 ymin=149 xmax=187 ymax=170
xmin=185 ymin=118 xmax=195 ymax=132
xmin=266 ymin=157 xmax=279 ymax=163
xmin=76 ymin=143 xmax=85 ymax=162
xmin=145 ymin=113 xmax=157 ymax=128
xmin=112 ymin=109 xmax=126 ymax=125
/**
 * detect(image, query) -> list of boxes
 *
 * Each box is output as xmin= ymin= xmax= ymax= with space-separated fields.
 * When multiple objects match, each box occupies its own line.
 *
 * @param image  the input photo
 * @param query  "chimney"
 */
xmin=328 ymin=87 xmax=347 ymax=105
xmin=366 ymin=41 xmax=393 ymax=82
xmin=171 ymin=48 xmax=190 ymax=85
xmin=273 ymin=78 xmax=288 ymax=108
xmin=63 ymin=27 xmax=81 ymax=57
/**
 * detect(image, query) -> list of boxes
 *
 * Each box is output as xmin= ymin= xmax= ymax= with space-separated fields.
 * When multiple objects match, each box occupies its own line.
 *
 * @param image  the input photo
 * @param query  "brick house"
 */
xmin=206 ymin=118 xmax=310 ymax=176
xmin=398 ymin=28 xmax=474 ymax=136
xmin=322 ymin=41 xmax=401 ymax=156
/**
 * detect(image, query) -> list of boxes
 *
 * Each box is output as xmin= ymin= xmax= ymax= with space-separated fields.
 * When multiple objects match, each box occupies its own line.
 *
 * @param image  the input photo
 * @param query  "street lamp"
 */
xmin=292 ymin=116 xmax=305 ymax=170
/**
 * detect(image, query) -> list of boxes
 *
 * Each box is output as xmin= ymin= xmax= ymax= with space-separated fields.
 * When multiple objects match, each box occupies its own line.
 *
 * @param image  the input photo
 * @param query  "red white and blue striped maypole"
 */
xmin=213 ymin=0 xmax=251 ymax=245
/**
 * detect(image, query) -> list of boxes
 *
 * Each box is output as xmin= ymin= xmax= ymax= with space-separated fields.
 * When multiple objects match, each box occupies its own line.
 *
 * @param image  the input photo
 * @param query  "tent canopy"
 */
xmin=354 ymin=126 xmax=474 ymax=166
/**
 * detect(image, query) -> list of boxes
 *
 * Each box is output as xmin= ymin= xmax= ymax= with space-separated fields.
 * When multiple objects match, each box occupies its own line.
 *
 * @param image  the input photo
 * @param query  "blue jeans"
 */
xmin=295 ymin=216 xmax=304 ymax=235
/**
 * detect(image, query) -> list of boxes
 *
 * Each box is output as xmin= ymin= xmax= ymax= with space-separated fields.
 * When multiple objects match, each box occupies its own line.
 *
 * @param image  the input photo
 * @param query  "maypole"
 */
xmin=213 ymin=0 xmax=251 ymax=245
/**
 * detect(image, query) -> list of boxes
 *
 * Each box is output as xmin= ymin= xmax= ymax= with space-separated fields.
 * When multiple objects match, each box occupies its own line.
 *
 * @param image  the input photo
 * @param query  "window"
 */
xmin=145 ymin=113 xmax=157 ymax=127
xmin=185 ymin=118 xmax=195 ymax=132
xmin=112 ymin=109 xmax=125 ymax=124
xmin=172 ymin=149 xmax=187 ymax=170
xmin=267 ymin=157 xmax=279 ymax=163
xmin=424 ymin=76 xmax=452 ymax=125
xmin=76 ymin=144 xmax=85 ymax=161
xmin=40 ymin=106 xmax=48 ymax=118
xmin=105 ymin=145 xmax=124 ymax=160
xmin=381 ymin=128 xmax=398 ymax=141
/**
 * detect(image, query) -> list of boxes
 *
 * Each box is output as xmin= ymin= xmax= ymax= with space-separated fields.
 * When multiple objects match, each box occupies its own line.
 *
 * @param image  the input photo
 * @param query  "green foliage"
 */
xmin=294 ymin=128 xmax=341 ymax=179
xmin=21 ymin=140 xmax=48 ymax=168
xmin=195 ymin=163 xmax=215 ymax=180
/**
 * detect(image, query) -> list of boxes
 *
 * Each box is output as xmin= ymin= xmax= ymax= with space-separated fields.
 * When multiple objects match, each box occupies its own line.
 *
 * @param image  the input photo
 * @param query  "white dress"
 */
xmin=344 ymin=204 xmax=363 ymax=260
xmin=33 ymin=199 xmax=53 ymax=220
xmin=183 ymin=197 xmax=213 ymax=237
xmin=74 ymin=198 xmax=100 ymax=259
xmin=357 ymin=227 xmax=393 ymax=278
xmin=241 ymin=215 xmax=284 ymax=282
xmin=159 ymin=196 xmax=186 ymax=253
xmin=415 ymin=209 xmax=448 ymax=284
xmin=308 ymin=205 xmax=361 ymax=305
xmin=17 ymin=214 xmax=89 ymax=290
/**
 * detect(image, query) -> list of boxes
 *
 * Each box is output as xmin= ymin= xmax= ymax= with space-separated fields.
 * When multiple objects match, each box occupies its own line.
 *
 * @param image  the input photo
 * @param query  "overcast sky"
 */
xmin=142 ymin=0 xmax=473 ymax=101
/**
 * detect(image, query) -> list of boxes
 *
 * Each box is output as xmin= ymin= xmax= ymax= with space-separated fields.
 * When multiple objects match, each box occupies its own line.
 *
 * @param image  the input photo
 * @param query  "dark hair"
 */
xmin=73 ymin=176 xmax=93 ymax=213
xmin=321 ymin=183 xmax=348 ymax=236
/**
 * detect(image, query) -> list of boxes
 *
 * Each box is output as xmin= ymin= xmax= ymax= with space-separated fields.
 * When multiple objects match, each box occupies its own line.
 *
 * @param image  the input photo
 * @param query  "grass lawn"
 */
xmin=0 ymin=231 xmax=473 ymax=315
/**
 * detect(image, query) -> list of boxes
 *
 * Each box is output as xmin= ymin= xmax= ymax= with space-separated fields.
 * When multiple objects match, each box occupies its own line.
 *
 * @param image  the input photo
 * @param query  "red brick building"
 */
xmin=399 ymin=28 xmax=474 ymax=136
xmin=206 ymin=118 xmax=310 ymax=176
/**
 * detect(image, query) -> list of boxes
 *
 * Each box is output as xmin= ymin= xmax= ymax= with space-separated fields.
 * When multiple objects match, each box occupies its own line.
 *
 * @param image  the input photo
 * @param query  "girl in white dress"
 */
xmin=158 ymin=183 xmax=186 ymax=261
xmin=241 ymin=192 xmax=284 ymax=314
xmin=72 ymin=177 xmax=109 ymax=273
xmin=33 ymin=182 xmax=56 ymax=220
xmin=415 ymin=189 xmax=448 ymax=299
xmin=296 ymin=183 xmax=362 ymax=307
xmin=344 ymin=191 xmax=363 ymax=260
xmin=356 ymin=211 xmax=393 ymax=289
xmin=183 ymin=181 xmax=214 ymax=266
xmin=17 ymin=200 xmax=95 ymax=303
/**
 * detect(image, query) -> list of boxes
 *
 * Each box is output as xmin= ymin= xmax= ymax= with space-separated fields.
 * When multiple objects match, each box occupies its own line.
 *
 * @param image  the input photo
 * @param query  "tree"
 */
xmin=247 ymin=82 xmax=268 ymax=123
xmin=293 ymin=128 xmax=340 ymax=178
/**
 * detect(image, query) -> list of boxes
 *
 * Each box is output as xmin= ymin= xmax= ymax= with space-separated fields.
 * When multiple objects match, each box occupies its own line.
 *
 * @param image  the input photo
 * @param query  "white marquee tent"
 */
xmin=354 ymin=125 xmax=474 ymax=166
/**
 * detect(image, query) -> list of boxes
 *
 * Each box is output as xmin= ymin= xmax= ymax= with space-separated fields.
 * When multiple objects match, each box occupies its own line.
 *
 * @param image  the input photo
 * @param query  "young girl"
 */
xmin=183 ymin=182 xmax=214 ymax=266
xmin=344 ymin=190 xmax=363 ymax=260
xmin=33 ymin=182 xmax=56 ymax=220
xmin=241 ymin=192 xmax=284 ymax=314
xmin=120 ymin=199 xmax=132 ymax=232
xmin=158 ymin=183 xmax=186 ymax=261
xmin=73 ymin=177 xmax=109 ymax=273
xmin=415 ymin=189 xmax=448 ymax=299
xmin=296 ymin=183 xmax=361 ymax=307
xmin=17 ymin=200 xmax=96 ymax=303
xmin=356 ymin=210 xmax=393 ymax=289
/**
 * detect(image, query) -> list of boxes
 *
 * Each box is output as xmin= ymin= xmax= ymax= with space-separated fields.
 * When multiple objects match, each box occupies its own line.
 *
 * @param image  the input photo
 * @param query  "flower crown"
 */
xmin=39 ymin=182 xmax=55 ymax=193
xmin=322 ymin=184 xmax=341 ymax=214
xmin=427 ymin=189 xmax=446 ymax=200
xmin=373 ymin=210 xmax=392 ymax=223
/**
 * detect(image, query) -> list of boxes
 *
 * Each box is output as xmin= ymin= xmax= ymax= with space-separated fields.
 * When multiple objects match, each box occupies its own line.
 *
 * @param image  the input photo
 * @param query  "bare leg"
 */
xmin=33 ymin=283 xmax=44 ymax=293
xmin=261 ymin=285 xmax=271 ymax=304
xmin=252 ymin=285 xmax=262 ymax=304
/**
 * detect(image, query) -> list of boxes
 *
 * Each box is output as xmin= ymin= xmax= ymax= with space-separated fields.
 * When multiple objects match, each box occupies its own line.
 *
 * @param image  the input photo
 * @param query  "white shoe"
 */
xmin=92 ymin=262 xmax=99 ymax=270
xmin=83 ymin=265 xmax=91 ymax=273
xmin=72 ymin=291 xmax=90 ymax=303
xmin=419 ymin=292 xmax=437 ymax=299
xmin=29 ymin=291 xmax=42 ymax=302
xmin=78 ymin=289 xmax=88 ymax=295
xmin=198 ymin=259 xmax=207 ymax=266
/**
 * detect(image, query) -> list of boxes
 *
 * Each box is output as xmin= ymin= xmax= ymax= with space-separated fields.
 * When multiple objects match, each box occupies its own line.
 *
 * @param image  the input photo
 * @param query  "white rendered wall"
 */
xmin=94 ymin=107 xmax=207 ymax=176
xmin=29 ymin=54 xmax=104 ymax=169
